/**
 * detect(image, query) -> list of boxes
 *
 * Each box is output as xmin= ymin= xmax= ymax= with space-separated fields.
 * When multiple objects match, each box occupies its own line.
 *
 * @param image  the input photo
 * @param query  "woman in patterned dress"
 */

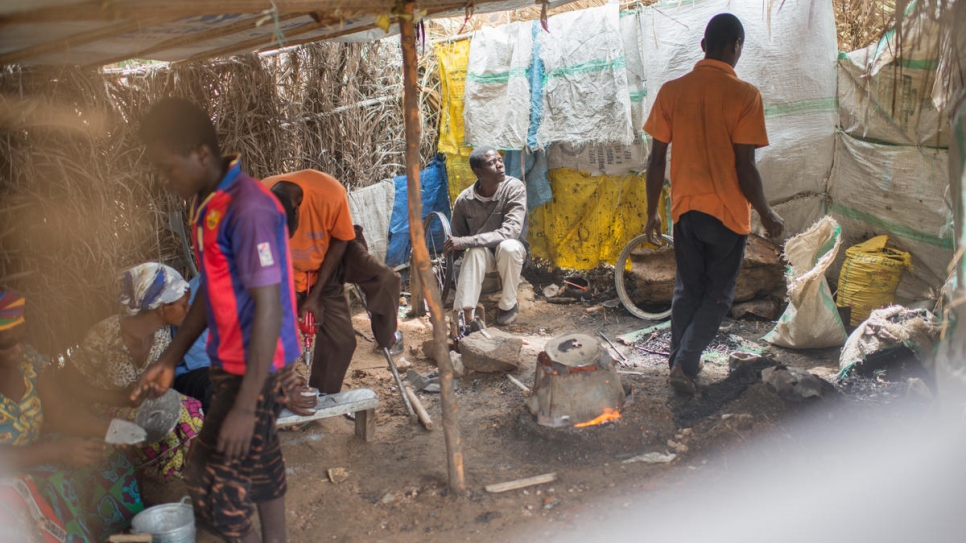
xmin=0 ymin=291 xmax=143 ymax=542
xmin=58 ymin=263 xmax=205 ymax=482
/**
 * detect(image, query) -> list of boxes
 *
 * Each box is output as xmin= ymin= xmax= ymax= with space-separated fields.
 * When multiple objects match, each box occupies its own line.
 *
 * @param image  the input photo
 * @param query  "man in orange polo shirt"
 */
xmin=263 ymin=170 xmax=401 ymax=394
xmin=643 ymin=13 xmax=783 ymax=395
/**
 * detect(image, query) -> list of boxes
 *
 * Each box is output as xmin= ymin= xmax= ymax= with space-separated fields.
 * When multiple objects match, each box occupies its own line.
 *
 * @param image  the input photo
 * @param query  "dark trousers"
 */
xmin=173 ymin=367 xmax=213 ymax=413
xmin=306 ymin=238 xmax=401 ymax=394
xmin=669 ymin=211 xmax=747 ymax=377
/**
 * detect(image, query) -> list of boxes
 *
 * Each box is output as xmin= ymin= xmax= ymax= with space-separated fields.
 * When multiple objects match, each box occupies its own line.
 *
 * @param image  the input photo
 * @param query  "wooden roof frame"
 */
xmin=0 ymin=1 xmax=558 ymax=67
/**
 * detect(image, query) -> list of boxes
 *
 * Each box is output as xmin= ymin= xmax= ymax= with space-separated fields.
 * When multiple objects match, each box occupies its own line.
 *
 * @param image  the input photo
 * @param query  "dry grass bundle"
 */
xmin=0 ymin=39 xmax=440 ymax=355
xmin=261 ymin=40 xmax=440 ymax=188
xmin=834 ymin=0 xmax=896 ymax=52
xmin=0 ymin=65 xmax=182 ymax=355
xmin=835 ymin=0 xmax=960 ymax=107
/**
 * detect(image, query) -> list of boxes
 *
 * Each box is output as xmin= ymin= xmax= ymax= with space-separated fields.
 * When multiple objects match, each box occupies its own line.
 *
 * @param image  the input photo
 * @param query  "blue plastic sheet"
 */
xmin=526 ymin=20 xmax=545 ymax=150
xmin=504 ymin=149 xmax=552 ymax=211
xmin=386 ymin=155 xmax=451 ymax=268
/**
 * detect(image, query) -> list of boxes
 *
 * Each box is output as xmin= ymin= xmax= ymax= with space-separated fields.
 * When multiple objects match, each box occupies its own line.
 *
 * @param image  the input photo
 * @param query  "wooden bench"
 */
xmin=277 ymin=388 xmax=380 ymax=441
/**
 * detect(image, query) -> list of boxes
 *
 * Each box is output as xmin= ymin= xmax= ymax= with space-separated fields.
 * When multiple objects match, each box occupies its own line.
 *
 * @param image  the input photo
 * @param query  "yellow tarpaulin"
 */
xmin=436 ymin=41 xmax=663 ymax=271
xmin=529 ymin=168 xmax=667 ymax=270
xmin=444 ymin=152 xmax=477 ymax=202
xmin=435 ymin=39 xmax=473 ymax=158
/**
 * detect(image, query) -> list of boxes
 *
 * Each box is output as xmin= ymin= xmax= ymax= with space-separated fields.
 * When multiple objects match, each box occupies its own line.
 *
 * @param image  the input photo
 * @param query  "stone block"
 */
xmin=459 ymin=329 xmax=523 ymax=373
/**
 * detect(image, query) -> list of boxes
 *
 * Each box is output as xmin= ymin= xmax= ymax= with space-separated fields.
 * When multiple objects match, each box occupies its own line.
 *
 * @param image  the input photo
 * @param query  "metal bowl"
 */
xmin=135 ymin=388 xmax=181 ymax=444
xmin=131 ymin=497 xmax=195 ymax=543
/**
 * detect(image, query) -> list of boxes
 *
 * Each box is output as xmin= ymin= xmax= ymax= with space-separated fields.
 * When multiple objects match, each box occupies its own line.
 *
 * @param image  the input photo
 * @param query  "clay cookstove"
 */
xmin=527 ymin=333 xmax=625 ymax=427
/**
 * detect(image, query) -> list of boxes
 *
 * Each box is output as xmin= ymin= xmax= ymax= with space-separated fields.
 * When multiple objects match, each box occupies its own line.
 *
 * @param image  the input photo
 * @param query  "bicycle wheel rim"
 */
xmin=615 ymin=233 xmax=673 ymax=321
xmin=423 ymin=211 xmax=455 ymax=306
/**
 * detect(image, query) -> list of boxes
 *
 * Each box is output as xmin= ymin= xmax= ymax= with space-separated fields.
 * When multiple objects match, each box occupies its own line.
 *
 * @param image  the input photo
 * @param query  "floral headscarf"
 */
xmin=118 ymin=263 xmax=189 ymax=316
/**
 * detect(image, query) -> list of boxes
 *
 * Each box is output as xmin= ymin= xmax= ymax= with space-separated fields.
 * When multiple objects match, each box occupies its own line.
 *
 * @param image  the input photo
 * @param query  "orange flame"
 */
xmin=574 ymin=408 xmax=621 ymax=428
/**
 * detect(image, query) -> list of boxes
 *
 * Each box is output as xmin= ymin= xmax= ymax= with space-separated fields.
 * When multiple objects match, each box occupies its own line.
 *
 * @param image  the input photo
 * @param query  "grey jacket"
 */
xmin=451 ymin=176 xmax=527 ymax=248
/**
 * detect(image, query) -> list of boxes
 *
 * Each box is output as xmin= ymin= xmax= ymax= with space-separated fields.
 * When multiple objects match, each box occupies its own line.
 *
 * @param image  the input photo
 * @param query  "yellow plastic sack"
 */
xmin=837 ymin=235 xmax=912 ymax=326
xmin=444 ymin=152 xmax=477 ymax=202
xmin=529 ymin=168 xmax=666 ymax=270
xmin=435 ymin=40 xmax=473 ymax=157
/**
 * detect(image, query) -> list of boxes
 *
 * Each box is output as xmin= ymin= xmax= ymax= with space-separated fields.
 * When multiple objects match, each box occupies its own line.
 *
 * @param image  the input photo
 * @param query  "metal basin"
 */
xmin=131 ymin=497 xmax=195 ymax=543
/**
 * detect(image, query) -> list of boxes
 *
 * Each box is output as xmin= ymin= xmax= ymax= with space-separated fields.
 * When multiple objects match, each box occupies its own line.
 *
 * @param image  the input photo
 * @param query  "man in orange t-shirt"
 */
xmin=263 ymin=170 xmax=401 ymax=394
xmin=643 ymin=13 xmax=783 ymax=395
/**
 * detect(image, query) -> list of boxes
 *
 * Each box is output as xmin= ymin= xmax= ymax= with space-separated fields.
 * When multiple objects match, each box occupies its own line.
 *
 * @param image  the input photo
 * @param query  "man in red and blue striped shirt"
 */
xmin=132 ymin=98 xmax=298 ymax=543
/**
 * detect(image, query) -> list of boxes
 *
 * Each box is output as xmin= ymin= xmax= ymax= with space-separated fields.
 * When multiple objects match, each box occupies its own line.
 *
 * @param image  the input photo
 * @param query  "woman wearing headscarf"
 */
xmin=58 ymin=263 xmax=204 ymax=482
xmin=0 ymin=291 xmax=143 ymax=542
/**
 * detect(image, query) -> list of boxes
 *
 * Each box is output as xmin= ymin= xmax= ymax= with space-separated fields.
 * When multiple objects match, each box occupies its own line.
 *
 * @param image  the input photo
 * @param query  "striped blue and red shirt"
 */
xmin=190 ymin=156 xmax=300 ymax=376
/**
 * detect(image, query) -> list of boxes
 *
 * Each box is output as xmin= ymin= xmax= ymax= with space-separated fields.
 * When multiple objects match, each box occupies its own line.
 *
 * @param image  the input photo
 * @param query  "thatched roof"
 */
xmin=0 ymin=0 xmax=578 ymax=66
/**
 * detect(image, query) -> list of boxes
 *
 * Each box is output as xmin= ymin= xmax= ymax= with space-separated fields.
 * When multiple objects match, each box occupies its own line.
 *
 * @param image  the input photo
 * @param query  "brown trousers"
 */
xmin=306 ymin=237 xmax=400 ymax=394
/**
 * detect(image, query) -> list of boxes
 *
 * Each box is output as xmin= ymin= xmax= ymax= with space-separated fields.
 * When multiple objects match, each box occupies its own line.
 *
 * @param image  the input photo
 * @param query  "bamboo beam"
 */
xmin=253 ymin=3 xmax=455 ymax=55
xmin=0 ymin=1 xmax=476 ymax=26
xmin=0 ymin=17 xmax=181 ymax=65
xmin=400 ymin=0 xmax=465 ymax=495
xmin=172 ymin=19 xmax=329 ymax=66
xmin=253 ymin=22 xmax=381 ymax=54
xmin=88 ymin=12 xmax=304 ymax=68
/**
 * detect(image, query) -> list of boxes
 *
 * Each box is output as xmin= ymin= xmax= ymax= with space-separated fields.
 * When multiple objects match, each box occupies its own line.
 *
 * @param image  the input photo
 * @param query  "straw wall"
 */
xmin=0 ymin=40 xmax=440 ymax=355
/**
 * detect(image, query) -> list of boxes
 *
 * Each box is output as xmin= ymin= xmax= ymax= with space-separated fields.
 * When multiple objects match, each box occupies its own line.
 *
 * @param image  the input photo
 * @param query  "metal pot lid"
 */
xmin=542 ymin=333 xmax=602 ymax=368
xmin=135 ymin=388 xmax=181 ymax=444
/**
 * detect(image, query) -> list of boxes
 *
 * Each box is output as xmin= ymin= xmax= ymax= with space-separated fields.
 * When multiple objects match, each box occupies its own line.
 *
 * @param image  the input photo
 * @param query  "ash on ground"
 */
xmin=629 ymin=327 xmax=759 ymax=367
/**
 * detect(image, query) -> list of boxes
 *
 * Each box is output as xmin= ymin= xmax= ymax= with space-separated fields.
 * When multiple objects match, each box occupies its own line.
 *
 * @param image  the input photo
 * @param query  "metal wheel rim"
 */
xmin=423 ymin=211 xmax=454 ymax=303
xmin=615 ymin=233 xmax=674 ymax=321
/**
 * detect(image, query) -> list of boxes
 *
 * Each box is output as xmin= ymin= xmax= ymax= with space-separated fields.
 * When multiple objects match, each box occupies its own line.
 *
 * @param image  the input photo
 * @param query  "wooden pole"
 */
xmin=399 ymin=0 xmax=465 ymax=495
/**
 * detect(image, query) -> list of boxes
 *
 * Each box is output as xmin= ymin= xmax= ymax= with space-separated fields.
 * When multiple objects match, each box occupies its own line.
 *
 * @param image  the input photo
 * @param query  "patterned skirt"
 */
xmin=99 ymin=393 xmax=204 ymax=482
xmin=0 ymin=450 xmax=143 ymax=543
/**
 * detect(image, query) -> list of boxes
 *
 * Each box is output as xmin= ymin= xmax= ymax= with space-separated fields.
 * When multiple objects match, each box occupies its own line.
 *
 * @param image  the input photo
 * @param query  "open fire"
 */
xmin=573 ymin=408 xmax=622 ymax=428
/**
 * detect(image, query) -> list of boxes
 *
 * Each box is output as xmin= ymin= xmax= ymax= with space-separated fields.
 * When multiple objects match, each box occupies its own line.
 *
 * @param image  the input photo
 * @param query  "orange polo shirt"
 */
xmin=261 ymin=169 xmax=356 ymax=293
xmin=643 ymin=59 xmax=769 ymax=235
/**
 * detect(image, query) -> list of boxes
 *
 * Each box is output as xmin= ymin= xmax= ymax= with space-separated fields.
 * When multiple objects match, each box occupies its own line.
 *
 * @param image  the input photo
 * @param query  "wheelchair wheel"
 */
xmin=615 ymin=233 xmax=674 ymax=321
xmin=409 ymin=211 xmax=455 ymax=316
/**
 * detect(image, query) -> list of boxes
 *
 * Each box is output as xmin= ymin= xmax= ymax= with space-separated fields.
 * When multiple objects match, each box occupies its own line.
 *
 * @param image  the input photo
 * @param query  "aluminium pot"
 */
xmin=130 ymin=496 xmax=195 ymax=543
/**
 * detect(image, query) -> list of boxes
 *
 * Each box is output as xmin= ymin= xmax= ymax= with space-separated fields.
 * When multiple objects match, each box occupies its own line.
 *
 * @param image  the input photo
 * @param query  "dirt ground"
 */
xmin=143 ymin=273 xmax=935 ymax=543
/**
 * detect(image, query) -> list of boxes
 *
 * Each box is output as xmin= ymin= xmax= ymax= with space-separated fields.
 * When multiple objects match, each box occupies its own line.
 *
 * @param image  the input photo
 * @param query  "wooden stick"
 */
xmin=399 ymin=0 xmax=465 ymax=495
xmin=108 ymin=535 xmax=153 ymax=543
xmin=432 ymin=30 xmax=476 ymax=44
xmin=506 ymin=374 xmax=530 ymax=393
xmin=405 ymin=386 xmax=434 ymax=430
xmin=485 ymin=472 xmax=557 ymax=493
xmin=597 ymin=331 xmax=628 ymax=362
